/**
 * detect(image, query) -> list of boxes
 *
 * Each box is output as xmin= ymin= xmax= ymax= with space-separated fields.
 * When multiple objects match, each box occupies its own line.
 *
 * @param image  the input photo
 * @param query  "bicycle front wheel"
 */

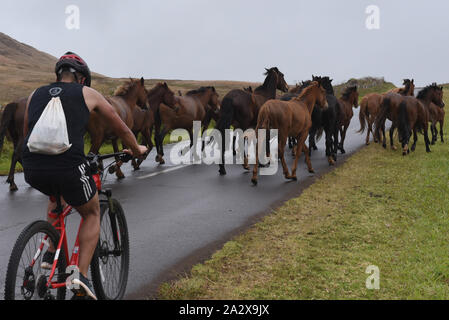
xmin=91 ymin=198 xmax=130 ymax=300
xmin=4 ymin=221 xmax=67 ymax=300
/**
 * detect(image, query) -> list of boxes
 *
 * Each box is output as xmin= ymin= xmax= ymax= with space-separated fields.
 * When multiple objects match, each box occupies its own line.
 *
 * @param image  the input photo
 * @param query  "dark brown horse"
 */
xmin=0 ymin=98 xmax=27 ymax=191
xmin=374 ymin=88 xmax=435 ymax=155
xmin=156 ymin=86 xmax=220 ymax=163
xmin=428 ymin=102 xmax=445 ymax=144
xmin=337 ymin=86 xmax=359 ymax=153
xmin=216 ymin=67 xmax=289 ymax=175
xmin=251 ymin=81 xmax=328 ymax=185
xmin=359 ymin=79 xmax=415 ymax=145
xmin=130 ymin=82 xmax=178 ymax=170
xmin=416 ymin=83 xmax=445 ymax=145
xmin=88 ymin=77 xmax=148 ymax=179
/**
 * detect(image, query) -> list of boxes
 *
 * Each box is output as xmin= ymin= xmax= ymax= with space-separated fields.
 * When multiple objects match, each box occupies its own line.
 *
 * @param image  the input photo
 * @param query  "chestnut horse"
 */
xmin=156 ymin=86 xmax=220 ymax=163
xmin=0 ymin=97 xmax=27 ymax=191
xmin=130 ymin=82 xmax=178 ymax=170
xmin=216 ymin=67 xmax=289 ymax=175
xmin=88 ymin=77 xmax=148 ymax=179
xmin=359 ymin=79 xmax=415 ymax=145
xmin=251 ymin=81 xmax=328 ymax=185
xmin=337 ymin=86 xmax=359 ymax=153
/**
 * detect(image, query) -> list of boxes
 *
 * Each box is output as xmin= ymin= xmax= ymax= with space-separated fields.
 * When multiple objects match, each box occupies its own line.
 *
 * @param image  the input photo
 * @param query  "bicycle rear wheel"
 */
xmin=91 ymin=198 xmax=130 ymax=300
xmin=4 ymin=221 xmax=67 ymax=300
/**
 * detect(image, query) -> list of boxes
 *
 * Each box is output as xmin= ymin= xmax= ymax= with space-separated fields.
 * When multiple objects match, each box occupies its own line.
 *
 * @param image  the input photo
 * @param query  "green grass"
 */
xmin=157 ymin=90 xmax=449 ymax=300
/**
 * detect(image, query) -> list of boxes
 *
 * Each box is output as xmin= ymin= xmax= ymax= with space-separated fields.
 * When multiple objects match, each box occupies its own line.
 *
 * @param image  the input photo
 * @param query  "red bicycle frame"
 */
xmin=27 ymin=172 xmax=102 ymax=290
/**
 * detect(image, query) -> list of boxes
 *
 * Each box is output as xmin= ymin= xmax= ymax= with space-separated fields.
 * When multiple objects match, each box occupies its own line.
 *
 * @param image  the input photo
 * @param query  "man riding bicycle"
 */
xmin=22 ymin=52 xmax=147 ymax=300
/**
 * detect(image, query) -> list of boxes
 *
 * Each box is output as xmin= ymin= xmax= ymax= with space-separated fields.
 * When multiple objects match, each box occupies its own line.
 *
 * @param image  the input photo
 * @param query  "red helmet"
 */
xmin=55 ymin=52 xmax=91 ymax=87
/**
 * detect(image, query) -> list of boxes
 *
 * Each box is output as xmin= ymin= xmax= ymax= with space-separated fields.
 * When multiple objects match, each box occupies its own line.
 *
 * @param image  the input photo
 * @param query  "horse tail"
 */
xmin=0 ymin=102 xmax=17 ymax=153
xmin=397 ymin=101 xmax=410 ymax=143
xmin=358 ymin=97 xmax=368 ymax=133
xmin=374 ymin=97 xmax=390 ymax=142
xmin=315 ymin=127 xmax=324 ymax=142
xmin=216 ymin=97 xmax=234 ymax=132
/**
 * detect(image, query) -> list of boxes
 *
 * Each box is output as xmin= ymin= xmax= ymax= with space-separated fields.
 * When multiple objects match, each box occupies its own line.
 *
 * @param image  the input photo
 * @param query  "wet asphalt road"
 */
xmin=0 ymin=109 xmax=366 ymax=299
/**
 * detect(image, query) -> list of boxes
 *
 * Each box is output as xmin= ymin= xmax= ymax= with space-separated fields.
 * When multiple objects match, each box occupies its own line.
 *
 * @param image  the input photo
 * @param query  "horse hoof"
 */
xmin=108 ymin=166 xmax=116 ymax=174
xmin=290 ymin=176 xmax=297 ymax=181
xmin=402 ymin=152 xmax=407 ymax=156
xmin=159 ymin=158 xmax=165 ymax=165
xmin=366 ymin=142 xmax=370 ymax=146
xmin=133 ymin=166 xmax=140 ymax=171
xmin=117 ymin=174 xmax=125 ymax=180
xmin=309 ymin=169 xmax=315 ymax=174
xmin=251 ymin=178 xmax=258 ymax=186
xmin=9 ymin=185 xmax=18 ymax=192
xmin=312 ymin=146 xmax=318 ymax=150
xmin=243 ymin=165 xmax=250 ymax=171
xmin=219 ymin=169 xmax=227 ymax=176
xmin=391 ymin=146 xmax=397 ymax=151
xmin=340 ymin=149 xmax=346 ymax=154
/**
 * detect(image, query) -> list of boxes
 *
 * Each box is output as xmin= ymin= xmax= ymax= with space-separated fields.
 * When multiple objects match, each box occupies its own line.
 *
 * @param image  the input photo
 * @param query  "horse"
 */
xmin=155 ymin=86 xmax=220 ymax=163
xmin=130 ymin=82 xmax=178 ymax=170
xmin=216 ymin=67 xmax=289 ymax=175
xmin=428 ymin=102 xmax=445 ymax=144
xmin=359 ymin=79 xmax=415 ymax=145
xmin=416 ymin=83 xmax=445 ymax=145
xmin=337 ymin=86 xmax=359 ymax=153
xmin=308 ymin=76 xmax=341 ymax=166
xmin=374 ymin=91 xmax=433 ymax=155
xmin=0 ymin=98 xmax=27 ymax=191
xmin=87 ymin=77 xmax=148 ymax=179
xmin=251 ymin=81 xmax=328 ymax=185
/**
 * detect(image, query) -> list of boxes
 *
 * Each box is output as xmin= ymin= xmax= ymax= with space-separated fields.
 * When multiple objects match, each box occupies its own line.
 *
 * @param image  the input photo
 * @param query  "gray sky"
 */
xmin=1 ymin=0 xmax=448 ymax=86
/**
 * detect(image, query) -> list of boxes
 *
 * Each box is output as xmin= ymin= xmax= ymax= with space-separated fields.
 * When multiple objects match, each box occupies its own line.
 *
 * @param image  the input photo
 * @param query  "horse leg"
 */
xmin=251 ymin=134 xmax=260 ymax=185
xmin=289 ymin=134 xmax=306 ymax=181
xmin=156 ymin=127 xmax=169 ymax=165
xmin=6 ymin=146 xmax=19 ymax=192
xmin=366 ymin=117 xmax=372 ymax=145
xmin=423 ymin=124 xmax=431 ymax=153
xmin=135 ymin=126 xmax=153 ymax=169
xmin=325 ymin=129 xmax=335 ymax=166
xmin=389 ymin=125 xmax=397 ymax=150
xmin=111 ymin=139 xmax=125 ymax=179
xmin=243 ymin=137 xmax=251 ymax=171
xmin=411 ymin=128 xmax=418 ymax=152
xmin=340 ymin=125 xmax=348 ymax=154
xmin=440 ymin=120 xmax=444 ymax=143
xmin=302 ymin=143 xmax=314 ymax=173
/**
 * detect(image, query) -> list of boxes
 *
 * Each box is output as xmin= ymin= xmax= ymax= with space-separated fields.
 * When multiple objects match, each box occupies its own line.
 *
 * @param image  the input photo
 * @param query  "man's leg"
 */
xmin=74 ymin=192 xmax=100 ymax=278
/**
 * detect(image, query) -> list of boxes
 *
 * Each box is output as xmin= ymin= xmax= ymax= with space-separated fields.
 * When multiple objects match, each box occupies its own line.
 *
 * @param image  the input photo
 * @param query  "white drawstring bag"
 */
xmin=27 ymin=97 xmax=72 ymax=155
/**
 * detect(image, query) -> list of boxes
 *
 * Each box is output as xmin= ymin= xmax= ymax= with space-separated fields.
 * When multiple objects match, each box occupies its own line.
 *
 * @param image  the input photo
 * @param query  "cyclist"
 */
xmin=22 ymin=52 xmax=147 ymax=300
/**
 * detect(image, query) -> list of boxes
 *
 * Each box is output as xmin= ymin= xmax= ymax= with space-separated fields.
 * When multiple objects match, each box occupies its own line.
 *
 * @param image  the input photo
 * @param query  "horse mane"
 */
xmin=417 ymin=83 xmax=441 ymax=99
xmin=313 ymin=76 xmax=334 ymax=95
xmin=256 ymin=67 xmax=278 ymax=90
xmin=147 ymin=82 xmax=168 ymax=96
xmin=114 ymin=79 xmax=137 ymax=96
xmin=342 ymin=86 xmax=357 ymax=99
xmin=186 ymin=86 xmax=216 ymax=96
xmin=294 ymin=82 xmax=318 ymax=101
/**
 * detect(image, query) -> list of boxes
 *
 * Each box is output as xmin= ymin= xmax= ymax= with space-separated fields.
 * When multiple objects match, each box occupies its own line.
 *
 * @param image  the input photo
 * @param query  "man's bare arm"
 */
xmin=83 ymin=87 xmax=146 ymax=156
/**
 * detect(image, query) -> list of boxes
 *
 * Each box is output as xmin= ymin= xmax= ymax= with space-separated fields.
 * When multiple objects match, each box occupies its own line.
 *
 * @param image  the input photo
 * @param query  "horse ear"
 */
xmin=163 ymin=82 xmax=168 ymax=88
xmin=330 ymin=79 xmax=333 ymax=83
xmin=140 ymin=77 xmax=145 ymax=85
xmin=411 ymin=79 xmax=414 ymax=83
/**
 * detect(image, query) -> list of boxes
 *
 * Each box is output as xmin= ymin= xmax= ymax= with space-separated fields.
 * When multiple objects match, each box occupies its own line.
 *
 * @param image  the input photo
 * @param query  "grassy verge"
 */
xmin=158 ymin=92 xmax=449 ymax=300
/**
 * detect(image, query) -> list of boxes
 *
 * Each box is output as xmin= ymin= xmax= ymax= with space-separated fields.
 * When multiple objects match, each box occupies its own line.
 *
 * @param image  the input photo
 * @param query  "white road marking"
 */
xmin=137 ymin=165 xmax=191 ymax=180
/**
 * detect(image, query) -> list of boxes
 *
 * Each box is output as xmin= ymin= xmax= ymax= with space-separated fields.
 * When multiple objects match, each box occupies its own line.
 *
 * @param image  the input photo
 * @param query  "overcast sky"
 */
xmin=1 ymin=0 xmax=448 ymax=86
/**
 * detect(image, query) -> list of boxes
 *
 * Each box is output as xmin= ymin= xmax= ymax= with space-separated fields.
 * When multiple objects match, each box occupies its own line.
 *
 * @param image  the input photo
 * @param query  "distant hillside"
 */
xmin=334 ymin=77 xmax=396 ymax=100
xmin=0 ymin=32 xmax=399 ymax=106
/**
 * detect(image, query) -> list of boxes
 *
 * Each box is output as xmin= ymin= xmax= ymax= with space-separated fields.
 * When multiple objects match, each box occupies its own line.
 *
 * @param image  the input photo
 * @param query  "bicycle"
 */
xmin=4 ymin=152 xmax=132 ymax=300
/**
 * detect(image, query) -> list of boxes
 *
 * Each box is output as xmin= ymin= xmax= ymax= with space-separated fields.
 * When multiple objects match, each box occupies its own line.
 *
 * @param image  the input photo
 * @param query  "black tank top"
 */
xmin=22 ymin=82 xmax=90 ymax=170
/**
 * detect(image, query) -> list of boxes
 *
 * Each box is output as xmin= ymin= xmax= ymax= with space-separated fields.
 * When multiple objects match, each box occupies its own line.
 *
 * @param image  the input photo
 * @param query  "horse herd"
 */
xmin=0 ymin=67 xmax=445 ymax=191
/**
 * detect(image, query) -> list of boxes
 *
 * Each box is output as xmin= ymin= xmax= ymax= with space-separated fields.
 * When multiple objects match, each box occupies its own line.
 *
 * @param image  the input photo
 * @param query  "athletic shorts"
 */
xmin=24 ymin=162 xmax=97 ymax=207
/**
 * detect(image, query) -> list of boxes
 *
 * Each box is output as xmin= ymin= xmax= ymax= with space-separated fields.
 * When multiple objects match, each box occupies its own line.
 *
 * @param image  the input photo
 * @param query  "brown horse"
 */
xmin=374 ymin=90 xmax=433 ymax=155
xmin=428 ymin=102 xmax=445 ymax=144
xmin=337 ymin=86 xmax=359 ymax=153
xmin=156 ymin=86 xmax=220 ymax=163
xmin=251 ymin=81 xmax=328 ymax=185
xmin=359 ymin=79 xmax=415 ymax=145
xmin=0 ymin=98 xmax=27 ymax=191
xmin=217 ymin=67 xmax=289 ymax=175
xmin=130 ymin=82 xmax=178 ymax=170
xmin=88 ymin=77 xmax=148 ymax=179
xmin=416 ymin=83 xmax=445 ymax=145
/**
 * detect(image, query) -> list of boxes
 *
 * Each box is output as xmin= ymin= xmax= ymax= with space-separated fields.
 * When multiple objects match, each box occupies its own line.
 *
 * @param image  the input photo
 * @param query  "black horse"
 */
xmin=308 ymin=76 xmax=340 ymax=165
xmin=216 ymin=67 xmax=289 ymax=175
